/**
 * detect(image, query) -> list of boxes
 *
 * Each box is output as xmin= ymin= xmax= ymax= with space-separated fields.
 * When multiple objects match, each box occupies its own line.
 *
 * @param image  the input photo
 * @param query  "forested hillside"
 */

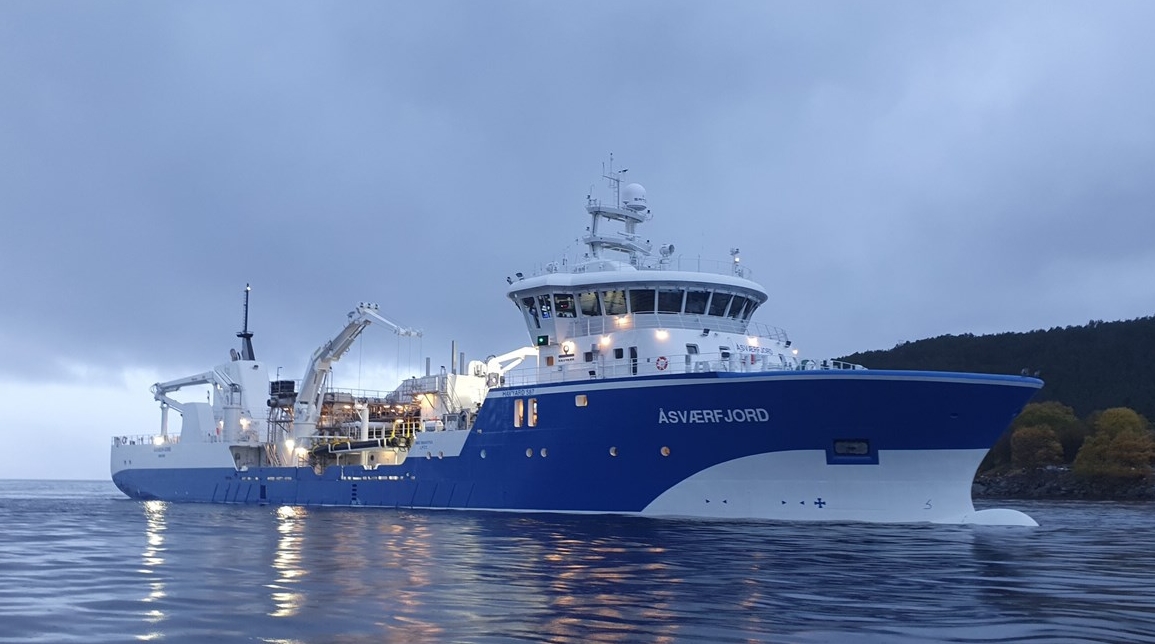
xmin=839 ymin=316 xmax=1155 ymax=419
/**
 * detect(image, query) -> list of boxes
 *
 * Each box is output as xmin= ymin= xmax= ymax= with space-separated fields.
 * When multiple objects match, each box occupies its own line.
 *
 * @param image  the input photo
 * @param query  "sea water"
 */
xmin=0 ymin=480 xmax=1152 ymax=643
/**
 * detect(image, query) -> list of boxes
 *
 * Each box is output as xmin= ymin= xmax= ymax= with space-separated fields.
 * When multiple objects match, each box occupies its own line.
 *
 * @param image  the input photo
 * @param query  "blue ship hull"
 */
xmin=113 ymin=371 xmax=1041 ymax=523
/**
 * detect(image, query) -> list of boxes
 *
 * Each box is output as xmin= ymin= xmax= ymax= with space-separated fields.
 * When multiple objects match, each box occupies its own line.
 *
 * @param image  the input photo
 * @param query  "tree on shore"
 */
xmin=982 ymin=401 xmax=1086 ymax=471
xmin=1011 ymin=425 xmax=1064 ymax=469
xmin=1073 ymin=407 xmax=1155 ymax=481
xmin=1023 ymin=401 xmax=1089 ymax=462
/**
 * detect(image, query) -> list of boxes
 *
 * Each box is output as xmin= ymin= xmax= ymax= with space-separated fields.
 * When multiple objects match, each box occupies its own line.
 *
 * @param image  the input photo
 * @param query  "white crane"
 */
xmin=291 ymin=302 xmax=421 ymax=443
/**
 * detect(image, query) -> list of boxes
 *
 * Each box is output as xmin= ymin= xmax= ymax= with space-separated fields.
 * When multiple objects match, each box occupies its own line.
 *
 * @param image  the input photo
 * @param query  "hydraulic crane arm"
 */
xmin=292 ymin=302 xmax=421 ymax=438
xmin=485 ymin=346 xmax=539 ymax=377
xmin=151 ymin=370 xmax=216 ymax=413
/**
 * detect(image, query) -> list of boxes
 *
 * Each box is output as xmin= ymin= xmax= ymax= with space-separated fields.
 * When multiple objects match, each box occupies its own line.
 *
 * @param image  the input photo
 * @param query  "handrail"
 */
xmin=498 ymin=351 xmax=865 ymax=387
xmin=530 ymin=255 xmax=755 ymax=280
xmin=560 ymin=314 xmax=788 ymax=342
xmin=112 ymin=434 xmax=182 ymax=446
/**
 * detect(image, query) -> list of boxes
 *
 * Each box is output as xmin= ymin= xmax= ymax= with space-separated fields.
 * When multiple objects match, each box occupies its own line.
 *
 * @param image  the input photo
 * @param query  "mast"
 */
xmin=583 ymin=155 xmax=651 ymax=264
xmin=237 ymin=283 xmax=256 ymax=361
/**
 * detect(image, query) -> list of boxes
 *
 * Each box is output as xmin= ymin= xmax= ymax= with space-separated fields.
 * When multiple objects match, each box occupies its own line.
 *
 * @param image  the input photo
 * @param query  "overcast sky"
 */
xmin=2 ymin=2 xmax=1153 ymax=479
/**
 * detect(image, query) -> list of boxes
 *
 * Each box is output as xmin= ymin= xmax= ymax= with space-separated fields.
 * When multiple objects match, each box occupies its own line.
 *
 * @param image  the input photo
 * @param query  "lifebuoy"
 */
xmin=655 ymin=356 xmax=669 ymax=371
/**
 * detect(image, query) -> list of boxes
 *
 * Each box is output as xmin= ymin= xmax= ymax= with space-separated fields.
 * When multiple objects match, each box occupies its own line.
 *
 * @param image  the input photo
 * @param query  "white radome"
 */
xmin=621 ymin=182 xmax=647 ymax=210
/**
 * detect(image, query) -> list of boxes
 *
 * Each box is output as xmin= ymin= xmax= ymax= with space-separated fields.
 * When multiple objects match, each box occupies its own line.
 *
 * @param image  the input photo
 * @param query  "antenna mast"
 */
xmin=237 ymin=283 xmax=256 ymax=361
xmin=602 ymin=152 xmax=629 ymax=206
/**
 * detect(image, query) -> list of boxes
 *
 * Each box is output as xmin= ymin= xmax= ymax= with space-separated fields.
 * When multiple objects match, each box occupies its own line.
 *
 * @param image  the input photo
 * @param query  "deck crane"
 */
xmin=291 ymin=303 xmax=421 ymax=444
xmin=151 ymin=371 xmax=217 ymax=438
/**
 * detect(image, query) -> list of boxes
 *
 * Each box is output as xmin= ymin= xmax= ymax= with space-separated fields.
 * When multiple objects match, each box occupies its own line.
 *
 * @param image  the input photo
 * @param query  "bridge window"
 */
xmin=629 ymin=288 xmax=656 ymax=314
xmin=614 ymin=347 xmax=624 ymax=360
xmin=554 ymin=293 xmax=576 ymax=318
xmin=728 ymin=295 xmax=749 ymax=319
xmin=658 ymin=289 xmax=684 ymax=313
xmin=744 ymin=301 xmax=760 ymax=320
xmin=579 ymin=291 xmax=602 ymax=316
xmin=514 ymin=399 xmax=524 ymax=427
xmin=521 ymin=297 xmax=540 ymax=328
xmin=602 ymin=290 xmax=628 ymax=315
xmin=537 ymin=294 xmax=554 ymax=320
xmin=685 ymin=290 xmax=710 ymax=315
xmin=708 ymin=293 xmax=732 ymax=317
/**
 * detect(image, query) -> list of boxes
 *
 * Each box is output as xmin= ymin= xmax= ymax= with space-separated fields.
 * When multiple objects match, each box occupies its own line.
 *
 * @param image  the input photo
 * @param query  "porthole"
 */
xmin=480 ymin=449 xmax=487 ymax=459
xmin=425 ymin=452 xmax=432 ymax=460
xmin=526 ymin=448 xmax=533 ymax=458
xmin=661 ymin=446 xmax=671 ymax=457
xmin=540 ymin=448 xmax=548 ymax=458
xmin=609 ymin=446 xmax=618 ymax=457
xmin=575 ymin=394 xmax=588 ymax=407
xmin=438 ymin=451 xmax=444 ymax=459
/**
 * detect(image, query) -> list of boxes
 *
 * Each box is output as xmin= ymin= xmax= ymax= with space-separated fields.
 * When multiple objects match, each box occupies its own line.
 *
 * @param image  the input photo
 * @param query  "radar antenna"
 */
xmin=237 ymin=283 xmax=256 ymax=361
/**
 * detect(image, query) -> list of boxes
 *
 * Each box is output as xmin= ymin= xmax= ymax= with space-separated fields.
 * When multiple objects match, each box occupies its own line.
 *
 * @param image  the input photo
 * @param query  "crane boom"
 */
xmin=291 ymin=302 xmax=421 ymax=442
xmin=151 ymin=370 xmax=216 ymax=413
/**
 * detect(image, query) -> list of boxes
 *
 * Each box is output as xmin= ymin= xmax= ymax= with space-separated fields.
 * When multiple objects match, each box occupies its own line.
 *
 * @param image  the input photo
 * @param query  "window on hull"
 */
xmin=685 ymin=290 xmax=710 ymax=315
xmin=708 ymin=293 xmax=733 ymax=317
xmin=602 ymin=290 xmax=628 ymax=315
xmin=537 ymin=294 xmax=554 ymax=320
xmin=834 ymin=440 xmax=870 ymax=456
xmin=521 ymin=297 xmax=540 ymax=328
xmin=555 ymin=293 xmax=576 ymax=318
xmin=579 ymin=291 xmax=602 ymax=316
xmin=629 ymin=288 xmax=656 ymax=314
xmin=728 ymin=295 xmax=749 ymax=319
xmin=658 ymin=289 xmax=684 ymax=314
xmin=744 ymin=301 xmax=760 ymax=320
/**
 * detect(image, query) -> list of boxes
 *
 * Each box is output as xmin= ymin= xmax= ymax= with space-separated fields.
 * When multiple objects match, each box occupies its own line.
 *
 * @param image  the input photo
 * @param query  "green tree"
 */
xmin=1011 ymin=425 xmax=1063 ymax=469
xmin=1015 ymin=401 xmax=1087 ymax=462
xmin=1074 ymin=407 xmax=1155 ymax=481
xmin=1092 ymin=407 xmax=1148 ymax=438
xmin=981 ymin=401 xmax=1086 ymax=471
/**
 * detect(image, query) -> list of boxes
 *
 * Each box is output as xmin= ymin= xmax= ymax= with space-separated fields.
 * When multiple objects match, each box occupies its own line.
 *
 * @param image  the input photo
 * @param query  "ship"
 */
xmin=111 ymin=160 xmax=1043 ymax=525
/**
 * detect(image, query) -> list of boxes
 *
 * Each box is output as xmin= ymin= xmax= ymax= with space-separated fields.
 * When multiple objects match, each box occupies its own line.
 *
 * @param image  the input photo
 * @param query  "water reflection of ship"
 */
xmin=269 ymin=505 xmax=306 ymax=618
xmin=138 ymin=500 xmax=167 ymax=641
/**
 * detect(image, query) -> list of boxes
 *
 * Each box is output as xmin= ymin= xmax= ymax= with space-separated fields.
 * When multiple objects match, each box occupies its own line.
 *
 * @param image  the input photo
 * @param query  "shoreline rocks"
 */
xmin=973 ymin=468 xmax=1155 ymax=500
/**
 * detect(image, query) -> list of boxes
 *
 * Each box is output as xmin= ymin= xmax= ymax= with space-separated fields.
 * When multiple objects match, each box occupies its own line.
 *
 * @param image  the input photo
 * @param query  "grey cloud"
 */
xmin=1 ymin=1 xmax=1153 ymax=384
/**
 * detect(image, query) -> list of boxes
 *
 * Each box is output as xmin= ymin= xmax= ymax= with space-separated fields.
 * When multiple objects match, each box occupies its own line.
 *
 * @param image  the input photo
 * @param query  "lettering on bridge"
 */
xmin=735 ymin=344 xmax=778 ymax=355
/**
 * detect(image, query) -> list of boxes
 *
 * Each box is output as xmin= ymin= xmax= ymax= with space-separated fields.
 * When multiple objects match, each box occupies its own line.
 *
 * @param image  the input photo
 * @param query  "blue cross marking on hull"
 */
xmin=814 ymin=498 xmax=826 ymax=508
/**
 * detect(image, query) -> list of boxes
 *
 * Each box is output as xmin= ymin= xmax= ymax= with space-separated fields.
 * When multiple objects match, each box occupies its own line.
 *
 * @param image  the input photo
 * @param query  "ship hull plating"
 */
xmin=112 ymin=370 xmax=1041 ymax=524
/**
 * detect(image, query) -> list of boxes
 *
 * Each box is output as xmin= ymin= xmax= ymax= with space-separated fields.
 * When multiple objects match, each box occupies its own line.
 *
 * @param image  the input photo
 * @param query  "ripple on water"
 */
xmin=0 ymin=484 xmax=1153 ymax=643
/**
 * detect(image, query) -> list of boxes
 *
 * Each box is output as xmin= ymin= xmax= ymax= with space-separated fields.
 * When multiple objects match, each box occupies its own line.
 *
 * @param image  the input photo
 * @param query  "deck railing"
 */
xmin=499 ymin=351 xmax=865 ymax=387
xmin=560 ymin=314 xmax=788 ymax=343
xmin=530 ymin=256 xmax=755 ymax=281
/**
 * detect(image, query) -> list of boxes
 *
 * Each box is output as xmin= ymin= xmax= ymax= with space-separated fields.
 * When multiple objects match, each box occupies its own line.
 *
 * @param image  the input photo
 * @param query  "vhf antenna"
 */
xmin=602 ymin=152 xmax=629 ymax=207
